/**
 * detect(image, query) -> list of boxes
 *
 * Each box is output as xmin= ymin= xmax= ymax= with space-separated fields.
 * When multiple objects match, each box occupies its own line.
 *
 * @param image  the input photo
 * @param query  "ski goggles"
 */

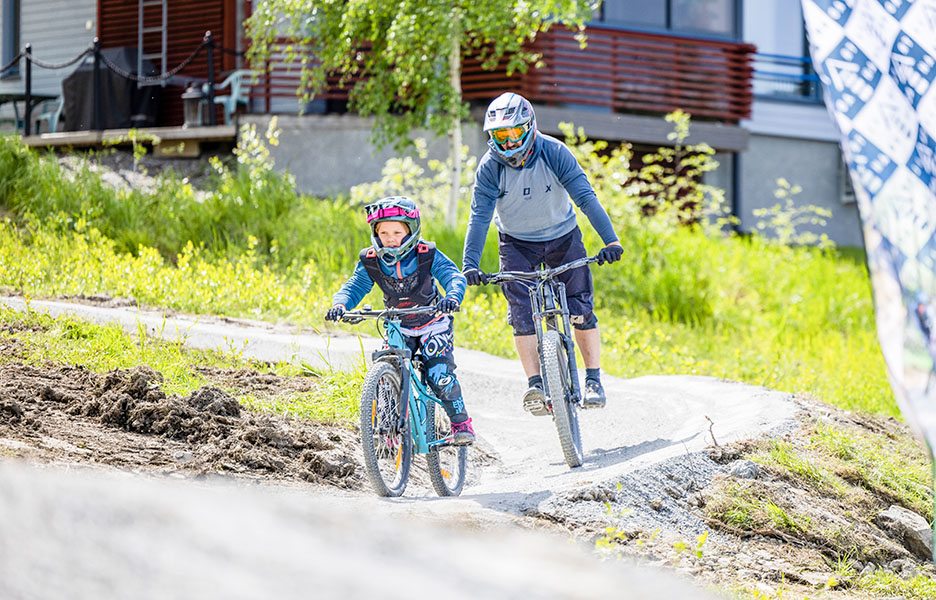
xmin=365 ymin=204 xmax=420 ymax=223
xmin=489 ymin=122 xmax=531 ymax=144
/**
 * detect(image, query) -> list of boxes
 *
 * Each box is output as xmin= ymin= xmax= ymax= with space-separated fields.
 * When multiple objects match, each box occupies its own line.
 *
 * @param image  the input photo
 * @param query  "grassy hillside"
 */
xmin=0 ymin=125 xmax=890 ymax=416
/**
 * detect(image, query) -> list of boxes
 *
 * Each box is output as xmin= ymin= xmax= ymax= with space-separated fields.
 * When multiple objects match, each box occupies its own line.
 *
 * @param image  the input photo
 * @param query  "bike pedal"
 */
xmin=522 ymin=392 xmax=552 ymax=416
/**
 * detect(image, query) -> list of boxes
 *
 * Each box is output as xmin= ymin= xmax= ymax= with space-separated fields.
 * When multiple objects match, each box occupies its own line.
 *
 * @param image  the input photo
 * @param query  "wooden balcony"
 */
xmin=463 ymin=25 xmax=755 ymax=123
xmin=251 ymin=25 xmax=755 ymax=124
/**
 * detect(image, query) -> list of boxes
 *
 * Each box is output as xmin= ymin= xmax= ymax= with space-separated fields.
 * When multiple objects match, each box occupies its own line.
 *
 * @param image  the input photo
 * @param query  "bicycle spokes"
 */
xmin=360 ymin=361 xmax=412 ymax=497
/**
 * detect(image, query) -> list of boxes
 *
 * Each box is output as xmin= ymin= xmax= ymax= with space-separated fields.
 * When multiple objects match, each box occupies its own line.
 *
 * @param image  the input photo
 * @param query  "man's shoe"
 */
xmin=522 ymin=384 xmax=551 ymax=416
xmin=451 ymin=417 xmax=475 ymax=445
xmin=582 ymin=379 xmax=606 ymax=408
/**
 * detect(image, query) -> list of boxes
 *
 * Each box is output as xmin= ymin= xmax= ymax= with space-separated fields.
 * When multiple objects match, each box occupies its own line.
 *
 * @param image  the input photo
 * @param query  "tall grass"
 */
xmin=0 ymin=124 xmax=892 ymax=416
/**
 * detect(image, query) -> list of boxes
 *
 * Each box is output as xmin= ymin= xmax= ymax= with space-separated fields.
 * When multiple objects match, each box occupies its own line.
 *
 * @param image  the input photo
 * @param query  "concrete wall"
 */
xmin=241 ymin=113 xmax=488 ymax=198
xmin=738 ymin=133 xmax=864 ymax=248
xmin=737 ymin=98 xmax=864 ymax=248
xmin=242 ymin=104 xmax=864 ymax=249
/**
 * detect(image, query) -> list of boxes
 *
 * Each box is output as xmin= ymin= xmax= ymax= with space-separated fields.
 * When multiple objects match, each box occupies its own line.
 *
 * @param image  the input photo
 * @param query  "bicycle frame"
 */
xmin=486 ymin=256 xmax=599 ymax=409
xmin=530 ymin=276 xmax=583 ymax=407
xmin=348 ymin=307 xmax=454 ymax=453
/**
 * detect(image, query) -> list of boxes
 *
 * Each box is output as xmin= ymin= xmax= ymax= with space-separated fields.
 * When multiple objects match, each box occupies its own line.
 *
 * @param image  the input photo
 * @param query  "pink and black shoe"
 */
xmin=450 ymin=417 xmax=475 ymax=446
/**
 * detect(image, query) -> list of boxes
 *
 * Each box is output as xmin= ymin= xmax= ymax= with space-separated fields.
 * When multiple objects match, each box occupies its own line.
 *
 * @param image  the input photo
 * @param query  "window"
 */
xmin=744 ymin=0 xmax=821 ymax=100
xmin=603 ymin=0 xmax=666 ymax=29
xmin=598 ymin=0 xmax=739 ymax=38
xmin=1 ymin=0 xmax=19 ymax=79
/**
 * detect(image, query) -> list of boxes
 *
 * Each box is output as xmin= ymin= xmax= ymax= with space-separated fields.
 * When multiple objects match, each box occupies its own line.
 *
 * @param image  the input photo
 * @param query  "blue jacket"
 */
xmin=463 ymin=132 xmax=618 ymax=271
xmin=333 ymin=242 xmax=467 ymax=310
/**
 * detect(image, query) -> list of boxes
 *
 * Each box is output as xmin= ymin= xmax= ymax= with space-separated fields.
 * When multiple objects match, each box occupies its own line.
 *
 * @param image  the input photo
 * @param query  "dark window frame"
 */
xmin=595 ymin=0 xmax=742 ymax=41
xmin=1 ymin=0 xmax=20 ymax=79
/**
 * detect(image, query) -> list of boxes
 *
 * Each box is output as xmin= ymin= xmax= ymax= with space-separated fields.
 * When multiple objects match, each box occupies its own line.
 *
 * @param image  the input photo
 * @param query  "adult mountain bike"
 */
xmin=483 ymin=256 xmax=601 ymax=468
xmin=341 ymin=306 xmax=467 ymax=497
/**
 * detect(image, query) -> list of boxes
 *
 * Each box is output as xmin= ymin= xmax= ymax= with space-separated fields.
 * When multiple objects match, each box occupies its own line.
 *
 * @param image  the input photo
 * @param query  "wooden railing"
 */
xmin=463 ymin=26 xmax=755 ymax=123
xmin=251 ymin=25 xmax=755 ymax=123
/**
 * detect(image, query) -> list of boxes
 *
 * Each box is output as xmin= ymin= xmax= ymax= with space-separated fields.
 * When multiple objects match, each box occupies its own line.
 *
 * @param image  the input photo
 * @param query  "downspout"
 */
xmin=731 ymin=151 xmax=741 ymax=233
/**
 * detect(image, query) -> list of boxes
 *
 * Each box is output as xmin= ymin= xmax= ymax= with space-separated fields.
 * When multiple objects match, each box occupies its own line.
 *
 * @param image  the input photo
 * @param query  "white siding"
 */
xmin=742 ymin=98 xmax=840 ymax=142
xmin=1 ymin=0 xmax=95 ymax=121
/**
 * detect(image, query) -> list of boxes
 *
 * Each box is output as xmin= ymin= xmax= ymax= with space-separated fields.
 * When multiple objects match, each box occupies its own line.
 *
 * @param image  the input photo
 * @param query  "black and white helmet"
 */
xmin=483 ymin=92 xmax=537 ymax=168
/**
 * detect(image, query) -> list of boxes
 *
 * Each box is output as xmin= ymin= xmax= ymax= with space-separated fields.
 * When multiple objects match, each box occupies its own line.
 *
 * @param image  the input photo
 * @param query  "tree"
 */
xmin=246 ymin=0 xmax=599 ymax=227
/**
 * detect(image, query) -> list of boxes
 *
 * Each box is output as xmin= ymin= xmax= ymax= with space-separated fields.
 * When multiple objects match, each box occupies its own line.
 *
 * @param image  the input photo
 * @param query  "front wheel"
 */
xmin=542 ymin=329 xmax=583 ymax=468
xmin=425 ymin=399 xmax=467 ymax=496
xmin=359 ymin=360 xmax=412 ymax=496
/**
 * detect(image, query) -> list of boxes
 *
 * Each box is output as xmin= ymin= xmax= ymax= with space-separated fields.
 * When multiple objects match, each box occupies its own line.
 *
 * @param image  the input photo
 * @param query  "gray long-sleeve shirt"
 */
xmin=462 ymin=132 xmax=618 ymax=271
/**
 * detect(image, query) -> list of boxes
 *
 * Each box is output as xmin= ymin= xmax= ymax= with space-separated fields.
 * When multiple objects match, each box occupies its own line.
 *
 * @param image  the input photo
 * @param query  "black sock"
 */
xmin=585 ymin=368 xmax=601 ymax=383
xmin=528 ymin=374 xmax=543 ymax=389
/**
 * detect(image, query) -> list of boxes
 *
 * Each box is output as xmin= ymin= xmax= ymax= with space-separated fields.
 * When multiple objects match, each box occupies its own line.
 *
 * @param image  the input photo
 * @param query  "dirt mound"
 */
xmin=0 ymin=362 xmax=361 ymax=487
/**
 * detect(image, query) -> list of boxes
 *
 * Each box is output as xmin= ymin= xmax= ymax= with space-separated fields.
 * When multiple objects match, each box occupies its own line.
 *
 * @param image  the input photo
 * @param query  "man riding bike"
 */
xmin=462 ymin=92 xmax=623 ymax=414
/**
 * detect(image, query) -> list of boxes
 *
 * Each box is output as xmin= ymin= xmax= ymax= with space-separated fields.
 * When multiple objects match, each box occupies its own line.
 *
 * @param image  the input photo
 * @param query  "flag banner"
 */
xmin=802 ymin=0 xmax=936 ymax=455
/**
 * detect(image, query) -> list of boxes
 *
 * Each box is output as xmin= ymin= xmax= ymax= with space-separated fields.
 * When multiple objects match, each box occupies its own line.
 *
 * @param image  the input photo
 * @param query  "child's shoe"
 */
xmin=450 ymin=417 xmax=475 ymax=445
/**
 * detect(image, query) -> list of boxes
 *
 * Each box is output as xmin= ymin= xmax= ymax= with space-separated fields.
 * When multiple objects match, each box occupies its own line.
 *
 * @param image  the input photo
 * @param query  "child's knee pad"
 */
xmin=425 ymin=357 xmax=465 ymax=416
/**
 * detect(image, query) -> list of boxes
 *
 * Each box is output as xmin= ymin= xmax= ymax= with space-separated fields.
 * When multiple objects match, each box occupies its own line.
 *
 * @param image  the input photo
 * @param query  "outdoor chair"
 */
xmin=202 ymin=69 xmax=254 ymax=125
xmin=35 ymin=97 xmax=64 ymax=134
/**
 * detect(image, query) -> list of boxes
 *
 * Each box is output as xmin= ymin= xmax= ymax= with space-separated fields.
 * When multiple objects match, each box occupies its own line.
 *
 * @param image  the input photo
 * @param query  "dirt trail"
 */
xmin=0 ymin=295 xmax=798 ymax=510
xmin=0 ymin=295 xmax=831 ymax=600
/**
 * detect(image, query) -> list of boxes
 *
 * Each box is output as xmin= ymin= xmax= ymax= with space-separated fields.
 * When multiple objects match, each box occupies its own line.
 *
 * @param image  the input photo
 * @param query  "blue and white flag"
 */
xmin=802 ymin=0 xmax=936 ymax=455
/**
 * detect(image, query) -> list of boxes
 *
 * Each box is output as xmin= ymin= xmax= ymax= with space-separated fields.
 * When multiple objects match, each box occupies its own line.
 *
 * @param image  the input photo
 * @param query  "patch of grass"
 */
xmin=705 ymin=480 xmax=809 ymax=535
xmin=239 ymin=365 xmax=364 ymax=424
xmin=0 ymin=304 xmax=358 ymax=425
xmin=856 ymin=569 xmax=936 ymax=599
xmin=706 ymin=414 xmax=934 ymax=567
xmin=750 ymin=439 xmax=851 ymax=499
xmin=810 ymin=423 xmax=933 ymax=520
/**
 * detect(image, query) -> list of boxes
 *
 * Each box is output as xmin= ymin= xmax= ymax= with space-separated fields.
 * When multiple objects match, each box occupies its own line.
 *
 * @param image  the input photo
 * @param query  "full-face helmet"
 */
xmin=364 ymin=196 xmax=421 ymax=265
xmin=483 ymin=92 xmax=537 ymax=168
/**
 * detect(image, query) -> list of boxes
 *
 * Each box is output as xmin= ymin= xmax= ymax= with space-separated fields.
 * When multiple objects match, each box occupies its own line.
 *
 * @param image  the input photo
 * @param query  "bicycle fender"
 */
xmin=372 ymin=347 xmax=411 ymax=362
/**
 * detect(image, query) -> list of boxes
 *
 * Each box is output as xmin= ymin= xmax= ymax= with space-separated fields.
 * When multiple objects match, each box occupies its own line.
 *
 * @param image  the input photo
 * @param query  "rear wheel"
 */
xmin=542 ymin=329 xmax=583 ymax=468
xmin=359 ymin=360 xmax=412 ymax=496
xmin=425 ymin=399 xmax=467 ymax=496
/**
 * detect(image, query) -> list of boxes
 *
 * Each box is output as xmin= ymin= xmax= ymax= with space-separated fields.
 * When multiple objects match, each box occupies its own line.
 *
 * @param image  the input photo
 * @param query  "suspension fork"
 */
xmin=531 ymin=280 xmax=550 ymax=379
xmin=372 ymin=345 xmax=412 ymax=432
xmin=555 ymin=281 xmax=583 ymax=405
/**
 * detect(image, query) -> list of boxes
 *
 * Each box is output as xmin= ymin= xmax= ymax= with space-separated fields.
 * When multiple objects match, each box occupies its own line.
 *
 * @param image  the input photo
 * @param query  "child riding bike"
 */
xmin=325 ymin=196 xmax=475 ymax=445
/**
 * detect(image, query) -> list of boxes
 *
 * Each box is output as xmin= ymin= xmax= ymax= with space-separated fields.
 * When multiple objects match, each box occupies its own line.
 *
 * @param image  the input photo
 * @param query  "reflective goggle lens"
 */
xmin=491 ymin=124 xmax=528 ymax=144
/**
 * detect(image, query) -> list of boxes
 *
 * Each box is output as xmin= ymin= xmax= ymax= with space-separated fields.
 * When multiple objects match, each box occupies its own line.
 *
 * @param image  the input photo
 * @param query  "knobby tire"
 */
xmin=542 ymin=329 xmax=583 ymax=468
xmin=425 ymin=400 xmax=467 ymax=496
xmin=359 ymin=360 xmax=412 ymax=496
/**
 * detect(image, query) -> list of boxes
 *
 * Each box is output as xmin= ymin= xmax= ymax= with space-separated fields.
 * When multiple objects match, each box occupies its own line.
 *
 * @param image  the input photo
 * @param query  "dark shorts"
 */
xmin=498 ymin=226 xmax=597 ymax=336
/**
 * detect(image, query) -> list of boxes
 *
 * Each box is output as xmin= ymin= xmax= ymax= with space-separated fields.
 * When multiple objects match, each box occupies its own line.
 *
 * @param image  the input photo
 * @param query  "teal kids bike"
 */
xmin=341 ymin=305 xmax=468 ymax=497
xmin=483 ymin=255 xmax=601 ymax=468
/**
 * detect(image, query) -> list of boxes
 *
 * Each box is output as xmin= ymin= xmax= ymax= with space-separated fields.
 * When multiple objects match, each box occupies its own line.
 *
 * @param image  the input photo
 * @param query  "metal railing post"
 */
xmin=23 ymin=44 xmax=32 ymax=135
xmin=93 ymin=38 xmax=101 ymax=131
xmin=205 ymin=30 xmax=216 ymax=126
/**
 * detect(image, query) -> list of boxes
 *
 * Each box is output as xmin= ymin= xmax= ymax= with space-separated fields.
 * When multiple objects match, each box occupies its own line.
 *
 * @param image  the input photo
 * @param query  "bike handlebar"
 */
xmin=482 ymin=255 xmax=601 ymax=286
xmin=340 ymin=304 xmax=441 ymax=324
